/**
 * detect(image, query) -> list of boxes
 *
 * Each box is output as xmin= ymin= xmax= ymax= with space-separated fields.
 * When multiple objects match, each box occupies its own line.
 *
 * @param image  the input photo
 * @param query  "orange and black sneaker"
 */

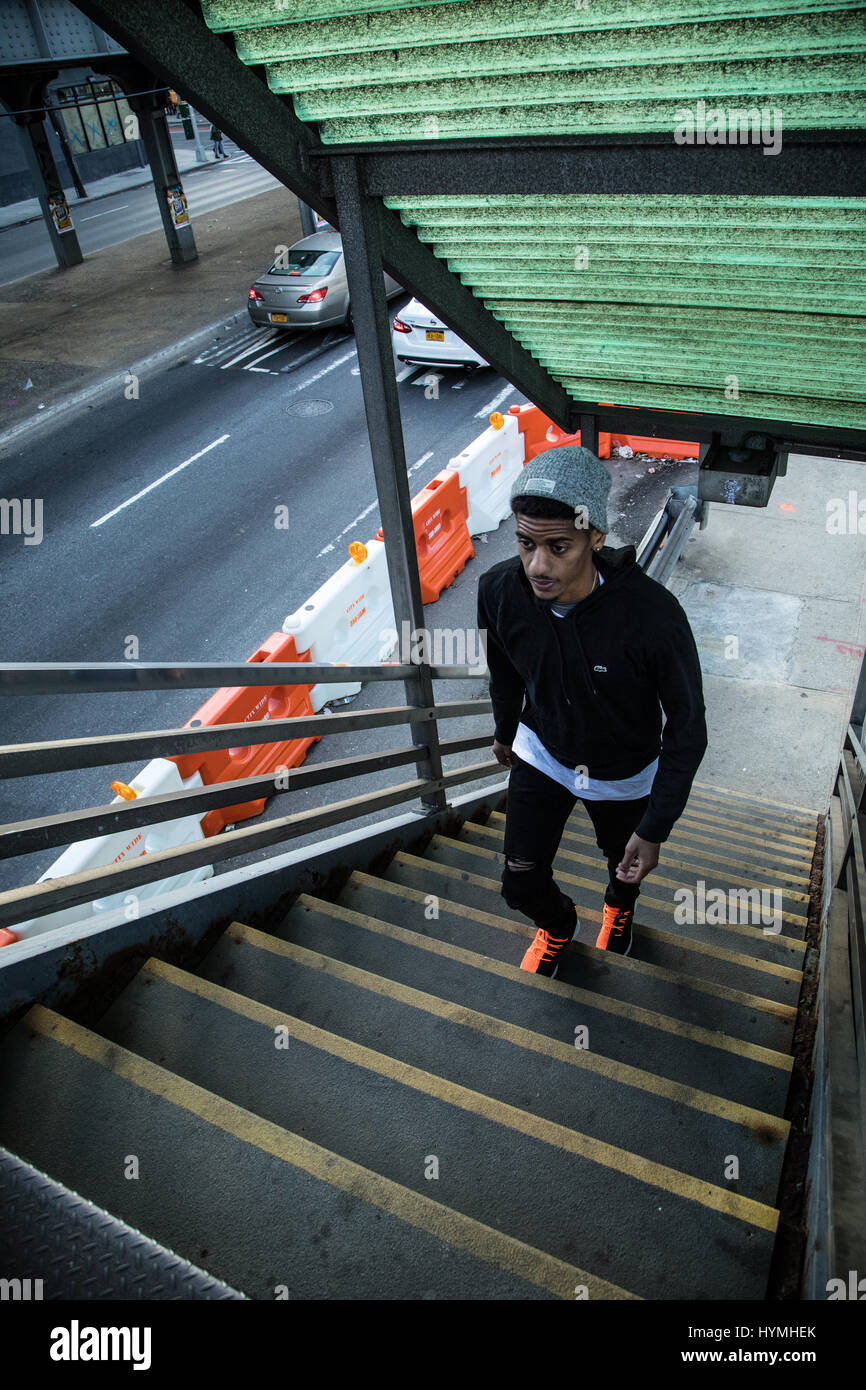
xmin=595 ymin=903 xmax=633 ymax=956
xmin=520 ymin=906 xmax=578 ymax=978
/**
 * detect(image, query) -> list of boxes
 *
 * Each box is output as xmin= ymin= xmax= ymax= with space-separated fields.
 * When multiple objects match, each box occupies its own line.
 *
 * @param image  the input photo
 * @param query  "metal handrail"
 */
xmin=0 ymin=660 xmax=499 ymax=932
xmin=0 ymin=734 xmax=493 ymax=859
xmin=0 ymin=761 xmax=500 ymax=930
xmin=0 ymin=699 xmax=491 ymax=778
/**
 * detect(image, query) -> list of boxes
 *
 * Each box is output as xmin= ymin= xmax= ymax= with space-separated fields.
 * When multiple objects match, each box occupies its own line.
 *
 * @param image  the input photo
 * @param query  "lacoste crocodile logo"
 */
xmin=593 ymin=664 xmax=607 ymax=673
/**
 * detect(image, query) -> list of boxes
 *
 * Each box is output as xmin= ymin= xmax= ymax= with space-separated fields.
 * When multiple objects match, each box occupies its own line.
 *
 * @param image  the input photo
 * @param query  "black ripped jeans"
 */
xmin=501 ymin=754 xmax=651 ymax=933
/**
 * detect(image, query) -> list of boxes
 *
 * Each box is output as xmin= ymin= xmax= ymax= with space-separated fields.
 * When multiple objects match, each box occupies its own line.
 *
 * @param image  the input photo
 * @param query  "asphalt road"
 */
xmin=0 ymin=153 xmax=280 ymax=286
xmin=0 ymin=310 xmax=698 ymax=896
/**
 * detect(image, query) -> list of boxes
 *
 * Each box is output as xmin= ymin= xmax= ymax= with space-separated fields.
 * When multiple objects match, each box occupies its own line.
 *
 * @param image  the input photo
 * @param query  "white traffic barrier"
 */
xmin=446 ymin=410 xmax=525 ymax=535
xmin=282 ymin=538 xmax=397 ymax=710
xmin=10 ymin=758 xmax=213 ymax=940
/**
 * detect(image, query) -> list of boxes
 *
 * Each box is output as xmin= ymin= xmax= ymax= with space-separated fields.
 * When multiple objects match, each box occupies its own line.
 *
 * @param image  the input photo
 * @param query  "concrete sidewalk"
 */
xmin=0 ymin=176 xmax=302 ymax=451
xmin=0 ymin=136 xmax=239 ymax=231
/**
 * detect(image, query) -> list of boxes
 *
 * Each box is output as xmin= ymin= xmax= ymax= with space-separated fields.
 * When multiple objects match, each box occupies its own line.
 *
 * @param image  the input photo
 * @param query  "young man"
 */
xmin=477 ymin=445 xmax=707 ymax=975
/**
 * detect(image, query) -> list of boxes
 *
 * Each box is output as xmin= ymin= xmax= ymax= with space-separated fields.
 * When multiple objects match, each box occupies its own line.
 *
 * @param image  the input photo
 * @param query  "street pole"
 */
xmin=189 ymin=107 xmax=208 ymax=165
xmin=297 ymin=199 xmax=317 ymax=237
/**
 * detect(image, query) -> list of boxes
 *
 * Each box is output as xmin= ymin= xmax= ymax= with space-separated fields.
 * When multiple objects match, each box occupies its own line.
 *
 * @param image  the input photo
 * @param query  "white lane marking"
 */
xmin=248 ymin=367 xmax=277 ymax=373
xmin=475 ymin=384 xmax=515 ymax=418
xmin=283 ymin=346 xmax=357 ymax=399
xmin=451 ymin=379 xmax=467 ymax=390
xmin=411 ymin=371 xmax=442 ymax=387
xmin=316 ymin=452 xmax=434 ymax=558
xmin=395 ymin=365 xmax=417 ymax=382
xmin=408 ymin=450 xmax=434 ymax=477
xmin=220 ymin=330 xmax=283 ymax=369
xmin=90 ymin=434 xmax=230 ymax=528
xmin=80 ymin=204 xmax=129 ymax=221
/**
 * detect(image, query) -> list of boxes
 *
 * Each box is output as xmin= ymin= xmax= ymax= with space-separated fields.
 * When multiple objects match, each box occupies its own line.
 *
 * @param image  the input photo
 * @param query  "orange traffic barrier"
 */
xmin=376 ymin=468 xmax=473 ymax=603
xmin=610 ymin=433 xmax=700 ymax=459
xmin=168 ymin=632 xmax=319 ymax=836
xmin=508 ymin=404 xmax=612 ymax=461
xmin=0 ymin=929 xmax=19 ymax=947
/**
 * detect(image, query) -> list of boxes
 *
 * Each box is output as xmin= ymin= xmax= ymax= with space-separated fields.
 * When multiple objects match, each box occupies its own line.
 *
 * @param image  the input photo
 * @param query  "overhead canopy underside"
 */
xmin=81 ymin=0 xmax=866 ymax=448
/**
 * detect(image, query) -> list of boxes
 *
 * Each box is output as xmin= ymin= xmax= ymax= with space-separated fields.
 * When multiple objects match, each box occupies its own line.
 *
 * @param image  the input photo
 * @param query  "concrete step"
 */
xmin=336 ymin=870 xmax=796 ymax=1056
xmin=467 ymin=819 xmax=812 ymax=927
xmin=186 ymin=936 xmax=775 ymax=1298
xmin=193 ymin=921 xmax=788 ymax=1205
xmin=383 ymin=852 xmax=803 ymax=1009
xmin=272 ymin=894 xmax=793 ymax=1116
xmin=487 ymin=806 xmax=813 ymax=894
xmin=686 ymin=780 xmax=819 ymax=833
xmin=0 ymin=1003 xmax=596 ymax=1300
xmin=423 ymin=836 xmax=807 ymax=976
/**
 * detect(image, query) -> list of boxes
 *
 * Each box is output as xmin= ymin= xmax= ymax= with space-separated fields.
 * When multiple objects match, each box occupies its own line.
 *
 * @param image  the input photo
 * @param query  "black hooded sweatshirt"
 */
xmin=476 ymin=543 xmax=708 ymax=844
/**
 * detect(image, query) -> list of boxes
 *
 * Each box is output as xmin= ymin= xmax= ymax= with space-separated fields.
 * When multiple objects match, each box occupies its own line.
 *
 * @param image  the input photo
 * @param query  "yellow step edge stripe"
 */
xmin=463 ymin=824 xmax=810 ymax=922
xmin=432 ymin=837 xmax=808 ymax=953
xmin=142 ymin=955 xmax=780 ymax=1235
xmin=566 ymin=812 xmax=814 ymax=862
xmin=221 ymin=922 xmax=790 ymax=1140
xmin=293 ymin=893 xmax=794 ymax=1073
xmin=684 ymin=797 xmax=817 ymax=837
xmin=351 ymin=870 xmax=798 ymax=1025
xmin=395 ymin=853 xmax=803 ymax=985
xmin=667 ymin=808 xmax=815 ymax=852
xmin=25 ymin=1003 xmax=633 ymax=1301
xmin=564 ymin=806 xmax=815 ymax=859
xmin=485 ymin=811 xmax=812 ymax=888
xmin=691 ymin=779 xmax=820 ymax=818
xmin=562 ymin=810 xmax=813 ymax=871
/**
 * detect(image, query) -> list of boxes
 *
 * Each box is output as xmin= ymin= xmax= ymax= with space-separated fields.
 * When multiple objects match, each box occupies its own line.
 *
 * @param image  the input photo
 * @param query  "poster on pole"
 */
xmin=166 ymin=184 xmax=189 ymax=228
xmin=48 ymin=195 xmax=73 ymax=233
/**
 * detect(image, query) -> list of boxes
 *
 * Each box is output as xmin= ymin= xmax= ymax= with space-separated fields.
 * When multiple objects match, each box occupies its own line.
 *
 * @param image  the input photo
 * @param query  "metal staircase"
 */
xmin=0 ymin=780 xmax=819 ymax=1300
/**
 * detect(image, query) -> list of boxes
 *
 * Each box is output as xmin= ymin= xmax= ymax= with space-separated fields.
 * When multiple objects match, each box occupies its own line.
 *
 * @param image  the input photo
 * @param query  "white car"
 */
xmin=392 ymin=298 xmax=488 ymax=370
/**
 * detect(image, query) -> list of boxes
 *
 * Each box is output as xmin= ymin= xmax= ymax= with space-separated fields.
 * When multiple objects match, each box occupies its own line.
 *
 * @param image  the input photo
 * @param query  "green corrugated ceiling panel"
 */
xmin=387 ymin=195 xmax=866 ymax=427
xmin=200 ymin=0 xmax=866 ymax=140
xmin=290 ymin=58 xmax=863 ymax=122
xmin=197 ymin=2 xmax=866 ymax=427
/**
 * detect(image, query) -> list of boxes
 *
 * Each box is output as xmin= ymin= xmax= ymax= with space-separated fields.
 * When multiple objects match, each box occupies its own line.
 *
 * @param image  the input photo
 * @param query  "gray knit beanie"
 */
xmin=510 ymin=444 xmax=611 ymax=533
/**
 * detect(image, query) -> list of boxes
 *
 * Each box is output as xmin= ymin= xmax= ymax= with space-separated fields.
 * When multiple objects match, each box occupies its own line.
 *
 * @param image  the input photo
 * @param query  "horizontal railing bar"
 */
xmin=0 ymin=734 xmax=493 ymax=859
xmin=0 ymin=662 xmax=488 ymax=695
xmin=0 ymin=701 xmax=492 ymax=778
xmin=0 ymin=761 xmax=500 ymax=929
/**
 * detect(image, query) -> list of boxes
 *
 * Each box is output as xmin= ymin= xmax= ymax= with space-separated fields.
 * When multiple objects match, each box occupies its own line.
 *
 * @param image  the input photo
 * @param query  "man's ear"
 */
xmin=591 ymin=527 xmax=606 ymax=551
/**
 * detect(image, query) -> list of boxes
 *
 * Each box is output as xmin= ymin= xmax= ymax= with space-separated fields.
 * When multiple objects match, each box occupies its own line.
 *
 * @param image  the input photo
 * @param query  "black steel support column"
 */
xmin=128 ymin=91 xmax=197 ymax=266
xmin=332 ymin=156 xmax=446 ymax=813
xmin=16 ymin=115 xmax=83 ymax=270
xmin=580 ymin=414 xmax=598 ymax=457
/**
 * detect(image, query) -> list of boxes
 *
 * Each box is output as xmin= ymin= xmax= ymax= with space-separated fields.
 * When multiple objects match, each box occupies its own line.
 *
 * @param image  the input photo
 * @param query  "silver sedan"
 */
xmin=248 ymin=230 xmax=402 ymax=330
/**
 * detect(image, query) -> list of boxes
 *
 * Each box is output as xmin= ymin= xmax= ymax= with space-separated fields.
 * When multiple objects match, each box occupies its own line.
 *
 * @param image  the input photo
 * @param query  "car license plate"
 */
xmin=270 ymin=313 xmax=288 ymax=323
xmin=426 ymin=330 xmax=445 ymax=341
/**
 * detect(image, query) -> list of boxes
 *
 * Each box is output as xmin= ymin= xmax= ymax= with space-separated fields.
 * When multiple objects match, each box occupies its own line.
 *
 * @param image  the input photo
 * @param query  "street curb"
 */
xmin=0 ymin=153 xmax=234 ymax=232
xmin=0 ymin=308 xmax=250 ymax=454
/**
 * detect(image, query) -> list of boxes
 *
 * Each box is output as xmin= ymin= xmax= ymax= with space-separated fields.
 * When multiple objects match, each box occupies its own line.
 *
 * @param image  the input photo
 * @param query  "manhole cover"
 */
xmin=285 ymin=398 xmax=334 ymax=417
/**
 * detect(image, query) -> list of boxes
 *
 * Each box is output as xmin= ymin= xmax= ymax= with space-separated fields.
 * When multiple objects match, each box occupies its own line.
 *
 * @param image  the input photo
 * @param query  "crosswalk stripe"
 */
xmin=220 ymin=330 xmax=284 ymax=369
xmin=193 ymin=327 xmax=263 ymax=365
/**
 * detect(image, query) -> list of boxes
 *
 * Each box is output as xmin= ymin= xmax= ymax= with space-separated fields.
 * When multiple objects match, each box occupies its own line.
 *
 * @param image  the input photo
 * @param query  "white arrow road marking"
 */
xmin=90 ymin=434 xmax=231 ymax=528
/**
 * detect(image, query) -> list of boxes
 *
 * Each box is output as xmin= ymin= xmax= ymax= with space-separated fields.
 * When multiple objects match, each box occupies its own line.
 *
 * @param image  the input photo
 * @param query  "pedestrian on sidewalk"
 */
xmin=210 ymin=125 xmax=227 ymax=159
xmin=477 ymin=445 xmax=707 ymax=975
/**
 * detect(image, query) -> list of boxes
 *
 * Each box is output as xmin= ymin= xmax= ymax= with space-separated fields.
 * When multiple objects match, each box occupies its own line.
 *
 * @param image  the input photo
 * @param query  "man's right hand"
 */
xmin=492 ymin=739 xmax=515 ymax=767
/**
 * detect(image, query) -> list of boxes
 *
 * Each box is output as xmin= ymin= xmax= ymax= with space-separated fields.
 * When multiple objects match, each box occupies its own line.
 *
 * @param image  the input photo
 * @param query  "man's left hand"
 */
xmin=616 ymin=834 xmax=660 ymax=885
